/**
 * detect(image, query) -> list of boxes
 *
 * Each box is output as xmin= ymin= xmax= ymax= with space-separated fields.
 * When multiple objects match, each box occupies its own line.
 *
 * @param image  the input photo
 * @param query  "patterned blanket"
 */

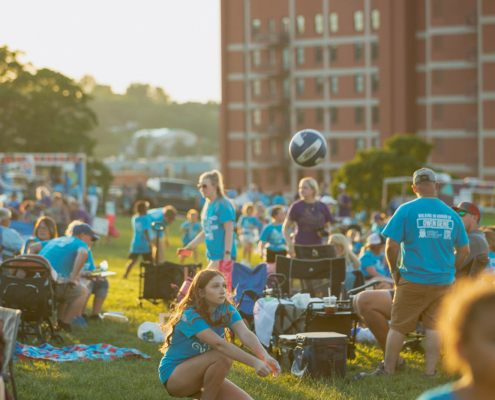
xmin=15 ymin=342 xmax=150 ymax=362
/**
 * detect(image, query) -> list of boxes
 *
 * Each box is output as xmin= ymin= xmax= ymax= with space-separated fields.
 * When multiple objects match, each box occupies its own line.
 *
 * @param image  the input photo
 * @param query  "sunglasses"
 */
xmin=197 ymin=184 xmax=208 ymax=189
xmin=457 ymin=211 xmax=472 ymax=217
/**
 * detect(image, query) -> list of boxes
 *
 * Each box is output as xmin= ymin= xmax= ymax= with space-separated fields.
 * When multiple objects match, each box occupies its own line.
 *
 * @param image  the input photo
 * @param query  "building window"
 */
xmin=269 ymin=18 xmax=276 ymax=33
xmin=253 ymin=109 xmax=262 ymax=126
xmin=297 ymin=78 xmax=305 ymax=95
xmin=355 ymin=107 xmax=363 ymax=124
xmin=252 ymin=50 xmax=261 ymax=67
xmin=433 ymin=0 xmax=443 ymax=18
xmin=269 ymin=108 xmax=276 ymax=124
xmin=268 ymin=168 xmax=276 ymax=185
xmin=297 ymin=108 xmax=305 ymax=125
xmin=331 ymin=107 xmax=338 ymax=125
xmin=252 ymin=19 xmax=261 ymax=36
xmin=253 ymin=80 xmax=261 ymax=96
xmin=254 ymin=139 xmax=262 ymax=155
xmin=297 ymin=15 xmax=305 ymax=34
xmin=371 ymin=9 xmax=380 ymax=30
xmin=316 ymin=108 xmax=323 ymax=125
xmin=433 ymin=35 xmax=443 ymax=51
xmin=269 ymin=49 xmax=276 ymax=66
xmin=434 ymin=70 xmax=443 ymax=85
xmin=355 ymin=75 xmax=364 ymax=93
xmin=282 ymin=48 xmax=290 ymax=70
xmin=282 ymin=17 xmax=290 ymax=34
xmin=315 ymin=13 xmax=324 ymax=34
xmin=372 ymin=105 xmax=380 ymax=124
xmin=329 ymin=12 xmax=338 ymax=33
xmin=356 ymin=138 xmax=364 ymax=150
xmin=354 ymin=11 xmax=364 ymax=32
xmin=355 ymin=43 xmax=363 ymax=62
xmin=297 ymin=169 xmax=304 ymax=182
xmin=434 ymin=104 xmax=444 ymax=119
xmin=372 ymin=42 xmax=379 ymax=61
xmin=283 ymin=168 xmax=291 ymax=185
xmin=331 ymin=76 xmax=339 ymax=94
xmin=297 ymin=47 xmax=305 ymax=65
xmin=270 ymin=138 xmax=277 ymax=156
xmin=283 ymin=78 xmax=290 ymax=99
xmin=331 ymin=138 xmax=339 ymax=156
xmin=434 ymin=138 xmax=444 ymax=154
xmin=316 ymin=77 xmax=323 ymax=94
xmin=269 ymin=78 xmax=276 ymax=95
xmin=373 ymin=137 xmax=380 ymax=148
xmin=330 ymin=45 xmax=338 ymax=63
xmin=315 ymin=46 xmax=323 ymax=63
xmin=372 ymin=73 xmax=379 ymax=92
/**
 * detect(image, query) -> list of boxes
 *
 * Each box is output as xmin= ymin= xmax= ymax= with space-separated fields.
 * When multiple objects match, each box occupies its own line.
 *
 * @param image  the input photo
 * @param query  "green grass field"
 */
xmin=12 ymin=215 xmax=475 ymax=400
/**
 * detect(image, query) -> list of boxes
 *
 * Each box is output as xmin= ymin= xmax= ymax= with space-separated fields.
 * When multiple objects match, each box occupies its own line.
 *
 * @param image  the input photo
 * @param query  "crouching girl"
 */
xmin=159 ymin=270 xmax=280 ymax=400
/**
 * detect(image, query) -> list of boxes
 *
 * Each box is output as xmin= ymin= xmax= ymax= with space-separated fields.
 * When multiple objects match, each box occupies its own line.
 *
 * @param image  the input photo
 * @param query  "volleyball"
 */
xmin=289 ymin=129 xmax=327 ymax=167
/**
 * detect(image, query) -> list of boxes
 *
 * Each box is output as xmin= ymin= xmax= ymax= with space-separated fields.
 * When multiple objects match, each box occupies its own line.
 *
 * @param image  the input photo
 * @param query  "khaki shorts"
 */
xmin=390 ymin=277 xmax=454 ymax=334
xmin=56 ymin=282 xmax=83 ymax=304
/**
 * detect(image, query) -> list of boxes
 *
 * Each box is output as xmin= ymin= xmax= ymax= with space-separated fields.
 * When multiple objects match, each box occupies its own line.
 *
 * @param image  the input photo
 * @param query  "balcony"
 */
xmin=253 ymin=33 xmax=290 ymax=46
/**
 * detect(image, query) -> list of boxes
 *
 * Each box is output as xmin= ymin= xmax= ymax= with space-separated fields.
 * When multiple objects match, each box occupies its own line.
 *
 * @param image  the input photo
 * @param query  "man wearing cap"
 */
xmin=366 ymin=168 xmax=470 ymax=378
xmin=336 ymin=183 xmax=352 ymax=218
xmin=29 ymin=223 xmax=99 ymax=331
xmin=453 ymin=202 xmax=490 ymax=279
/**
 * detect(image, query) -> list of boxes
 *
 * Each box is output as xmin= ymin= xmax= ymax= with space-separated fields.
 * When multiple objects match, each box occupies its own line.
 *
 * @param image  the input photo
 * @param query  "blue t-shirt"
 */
xmin=202 ymin=198 xmax=237 ymax=261
xmin=260 ymin=223 xmax=286 ymax=251
xmin=351 ymin=241 xmax=363 ymax=255
xmin=238 ymin=215 xmax=260 ymax=234
xmin=159 ymin=303 xmax=242 ymax=384
xmin=181 ymin=221 xmax=202 ymax=246
xmin=88 ymin=185 xmax=98 ymax=195
xmin=359 ymin=250 xmax=390 ymax=278
xmin=130 ymin=215 xmax=152 ymax=253
xmin=39 ymin=236 xmax=89 ymax=278
xmin=147 ymin=208 xmax=169 ymax=239
xmin=416 ymin=384 xmax=459 ymax=400
xmin=382 ymin=198 xmax=469 ymax=285
xmin=371 ymin=223 xmax=386 ymax=235
xmin=82 ymin=249 xmax=96 ymax=272
xmin=271 ymin=195 xmax=285 ymax=206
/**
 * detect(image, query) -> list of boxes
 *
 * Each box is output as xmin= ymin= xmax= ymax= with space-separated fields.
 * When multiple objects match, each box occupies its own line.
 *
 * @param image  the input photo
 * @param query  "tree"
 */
xmin=0 ymin=46 xmax=97 ymax=154
xmin=332 ymin=135 xmax=434 ymax=211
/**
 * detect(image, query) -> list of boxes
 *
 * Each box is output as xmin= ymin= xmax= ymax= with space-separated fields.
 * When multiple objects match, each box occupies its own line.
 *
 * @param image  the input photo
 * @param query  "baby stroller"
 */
xmin=0 ymin=256 xmax=63 ymax=344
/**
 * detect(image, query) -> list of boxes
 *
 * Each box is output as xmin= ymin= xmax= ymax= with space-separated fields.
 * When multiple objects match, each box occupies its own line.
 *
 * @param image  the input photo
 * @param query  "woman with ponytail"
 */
xmin=159 ymin=270 xmax=280 ymax=399
xmin=178 ymin=170 xmax=237 ymax=270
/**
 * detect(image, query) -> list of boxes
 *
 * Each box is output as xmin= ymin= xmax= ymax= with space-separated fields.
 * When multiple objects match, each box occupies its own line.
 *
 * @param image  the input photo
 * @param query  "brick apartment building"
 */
xmin=220 ymin=0 xmax=495 ymax=194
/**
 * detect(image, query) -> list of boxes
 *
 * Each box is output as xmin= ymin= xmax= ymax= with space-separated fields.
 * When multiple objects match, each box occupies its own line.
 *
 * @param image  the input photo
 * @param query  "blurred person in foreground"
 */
xmin=364 ymin=168 xmax=470 ymax=378
xmin=158 ymin=270 xmax=279 ymax=400
xmin=417 ymin=281 xmax=495 ymax=400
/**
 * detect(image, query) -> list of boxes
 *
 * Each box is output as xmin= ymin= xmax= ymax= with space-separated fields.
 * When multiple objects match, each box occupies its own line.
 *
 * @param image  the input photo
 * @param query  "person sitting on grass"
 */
xmin=29 ymin=223 xmax=99 ymax=332
xmin=159 ymin=269 xmax=280 ymax=400
xmin=417 ymin=281 xmax=495 ymax=400
xmin=258 ymin=205 xmax=287 ymax=265
xmin=180 ymin=209 xmax=202 ymax=265
xmin=237 ymin=202 xmax=260 ymax=267
xmin=147 ymin=205 xmax=178 ymax=263
xmin=359 ymin=233 xmax=394 ymax=289
xmin=123 ymin=200 xmax=152 ymax=279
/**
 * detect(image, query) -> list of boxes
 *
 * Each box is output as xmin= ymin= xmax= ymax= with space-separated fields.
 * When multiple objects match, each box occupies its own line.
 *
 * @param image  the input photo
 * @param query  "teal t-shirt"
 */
xmin=259 ymin=223 xmax=286 ymax=251
xmin=371 ymin=223 xmax=386 ymax=235
xmin=131 ymin=215 xmax=152 ymax=253
xmin=238 ymin=215 xmax=260 ymax=234
xmin=359 ymin=250 xmax=390 ymax=278
xmin=202 ymin=199 xmax=237 ymax=261
xmin=416 ymin=384 xmax=459 ymax=400
xmin=382 ymin=198 xmax=469 ymax=285
xmin=158 ymin=303 xmax=242 ymax=384
xmin=39 ymin=236 xmax=89 ymax=278
xmin=147 ymin=208 xmax=169 ymax=239
xmin=180 ymin=221 xmax=202 ymax=246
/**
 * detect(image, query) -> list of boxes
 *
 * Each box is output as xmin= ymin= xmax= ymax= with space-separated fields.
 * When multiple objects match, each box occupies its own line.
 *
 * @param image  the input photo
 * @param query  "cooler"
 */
xmin=276 ymin=334 xmax=298 ymax=372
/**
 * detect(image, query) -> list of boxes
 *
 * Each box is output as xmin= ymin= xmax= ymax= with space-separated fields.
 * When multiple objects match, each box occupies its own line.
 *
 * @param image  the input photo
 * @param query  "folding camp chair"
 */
xmin=0 ymin=307 xmax=21 ymax=400
xmin=294 ymin=244 xmax=337 ymax=260
xmin=233 ymin=263 xmax=267 ymax=329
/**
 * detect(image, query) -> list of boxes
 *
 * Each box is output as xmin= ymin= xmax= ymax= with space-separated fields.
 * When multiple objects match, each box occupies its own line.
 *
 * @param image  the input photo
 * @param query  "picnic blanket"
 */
xmin=14 ymin=342 xmax=150 ymax=362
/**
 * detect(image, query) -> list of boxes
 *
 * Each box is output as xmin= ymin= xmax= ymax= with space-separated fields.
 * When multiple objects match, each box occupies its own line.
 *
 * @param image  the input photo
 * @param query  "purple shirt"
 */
xmin=338 ymin=193 xmax=352 ymax=217
xmin=69 ymin=208 xmax=92 ymax=225
xmin=288 ymin=200 xmax=334 ymax=245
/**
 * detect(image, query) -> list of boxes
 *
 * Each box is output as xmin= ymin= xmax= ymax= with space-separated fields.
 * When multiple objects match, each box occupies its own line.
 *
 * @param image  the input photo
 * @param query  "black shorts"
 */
xmin=265 ymin=249 xmax=287 ymax=263
xmin=128 ymin=252 xmax=152 ymax=261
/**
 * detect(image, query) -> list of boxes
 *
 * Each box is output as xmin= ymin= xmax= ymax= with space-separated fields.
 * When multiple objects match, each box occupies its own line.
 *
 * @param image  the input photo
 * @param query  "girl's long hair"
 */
xmin=160 ymin=270 xmax=236 ymax=353
xmin=328 ymin=233 xmax=360 ymax=270
xmin=199 ymin=170 xmax=232 ymax=220
xmin=34 ymin=216 xmax=58 ymax=240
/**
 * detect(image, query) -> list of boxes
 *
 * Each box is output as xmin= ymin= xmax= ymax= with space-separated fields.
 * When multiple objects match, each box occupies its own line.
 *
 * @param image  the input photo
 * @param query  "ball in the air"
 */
xmin=289 ymin=129 xmax=327 ymax=167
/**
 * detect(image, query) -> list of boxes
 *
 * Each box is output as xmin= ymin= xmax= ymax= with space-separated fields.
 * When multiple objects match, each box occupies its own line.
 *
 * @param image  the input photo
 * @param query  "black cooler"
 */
xmin=292 ymin=332 xmax=347 ymax=379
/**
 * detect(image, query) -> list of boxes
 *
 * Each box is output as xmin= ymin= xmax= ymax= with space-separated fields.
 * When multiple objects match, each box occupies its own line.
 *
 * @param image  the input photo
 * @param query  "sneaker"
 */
xmin=89 ymin=314 xmax=104 ymax=322
xmin=352 ymin=368 xmax=390 ymax=380
xmin=72 ymin=316 xmax=88 ymax=328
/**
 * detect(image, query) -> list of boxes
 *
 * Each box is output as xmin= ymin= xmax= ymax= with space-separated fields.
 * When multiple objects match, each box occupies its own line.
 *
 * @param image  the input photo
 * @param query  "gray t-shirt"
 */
xmin=456 ymin=229 xmax=489 ymax=279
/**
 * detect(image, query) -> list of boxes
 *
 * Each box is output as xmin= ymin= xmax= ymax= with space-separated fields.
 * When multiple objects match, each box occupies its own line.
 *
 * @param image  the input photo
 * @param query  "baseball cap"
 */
xmin=72 ymin=223 xmax=100 ymax=241
xmin=367 ymin=233 xmax=384 ymax=246
xmin=413 ymin=168 xmax=437 ymax=185
xmin=452 ymin=201 xmax=481 ymax=222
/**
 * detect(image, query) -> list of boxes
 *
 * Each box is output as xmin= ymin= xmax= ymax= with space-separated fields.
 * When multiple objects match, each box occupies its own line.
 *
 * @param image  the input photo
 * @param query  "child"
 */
xmin=258 ymin=205 xmax=287 ymax=264
xmin=237 ymin=202 xmax=260 ymax=267
xmin=180 ymin=209 xmax=202 ymax=264
xmin=417 ymin=281 xmax=495 ymax=400
xmin=148 ymin=205 xmax=177 ymax=263
xmin=359 ymin=233 xmax=394 ymax=289
xmin=123 ymin=201 xmax=152 ymax=279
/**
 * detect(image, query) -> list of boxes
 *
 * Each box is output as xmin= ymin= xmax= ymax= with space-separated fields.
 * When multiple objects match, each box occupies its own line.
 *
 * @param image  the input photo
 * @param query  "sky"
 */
xmin=1 ymin=0 xmax=221 ymax=103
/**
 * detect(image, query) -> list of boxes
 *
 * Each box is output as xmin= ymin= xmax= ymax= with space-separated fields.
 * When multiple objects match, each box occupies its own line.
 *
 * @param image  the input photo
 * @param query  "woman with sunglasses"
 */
xmin=178 ymin=170 xmax=237 ymax=270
